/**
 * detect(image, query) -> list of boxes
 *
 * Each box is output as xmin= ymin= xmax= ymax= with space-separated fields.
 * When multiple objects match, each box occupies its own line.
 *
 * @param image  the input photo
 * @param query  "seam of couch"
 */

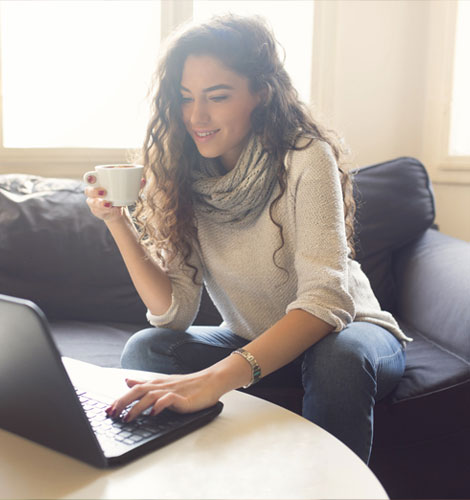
xmin=411 ymin=328 xmax=470 ymax=366
xmin=394 ymin=378 xmax=470 ymax=404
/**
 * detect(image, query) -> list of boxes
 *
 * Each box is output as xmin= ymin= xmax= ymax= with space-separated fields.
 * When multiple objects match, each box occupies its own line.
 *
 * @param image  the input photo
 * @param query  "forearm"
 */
xmin=209 ymin=309 xmax=334 ymax=394
xmin=105 ymin=212 xmax=172 ymax=316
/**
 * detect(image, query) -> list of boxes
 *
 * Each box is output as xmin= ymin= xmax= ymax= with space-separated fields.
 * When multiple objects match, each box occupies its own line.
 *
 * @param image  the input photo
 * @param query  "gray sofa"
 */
xmin=1 ymin=157 xmax=469 ymax=499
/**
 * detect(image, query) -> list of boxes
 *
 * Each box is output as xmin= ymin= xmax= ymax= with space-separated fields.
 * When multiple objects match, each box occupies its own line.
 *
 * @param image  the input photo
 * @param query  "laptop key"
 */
xmin=123 ymin=438 xmax=138 ymax=445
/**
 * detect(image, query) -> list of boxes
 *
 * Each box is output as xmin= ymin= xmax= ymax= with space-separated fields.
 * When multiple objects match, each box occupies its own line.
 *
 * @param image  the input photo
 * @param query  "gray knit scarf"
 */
xmin=191 ymin=135 xmax=278 ymax=225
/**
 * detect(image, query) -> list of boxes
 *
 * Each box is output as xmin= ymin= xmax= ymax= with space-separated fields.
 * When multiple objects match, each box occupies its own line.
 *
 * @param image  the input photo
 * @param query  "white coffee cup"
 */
xmin=83 ymin=164 xmax=144 ymax=206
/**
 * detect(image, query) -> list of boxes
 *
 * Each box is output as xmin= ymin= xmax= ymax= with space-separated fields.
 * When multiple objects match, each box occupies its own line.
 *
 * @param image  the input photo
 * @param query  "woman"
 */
xmin=85 ymin=14 xmax=409 ymax=464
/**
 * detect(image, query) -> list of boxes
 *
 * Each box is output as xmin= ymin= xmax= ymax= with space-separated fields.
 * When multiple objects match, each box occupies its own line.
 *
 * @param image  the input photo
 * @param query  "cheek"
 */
xmin=181 ymin=107 xmax=190 ymax=127
xmin=232 ymin=106 xmax=255 ymax=133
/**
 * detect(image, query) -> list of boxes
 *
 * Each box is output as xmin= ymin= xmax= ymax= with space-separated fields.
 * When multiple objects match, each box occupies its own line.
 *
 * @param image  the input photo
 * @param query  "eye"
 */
xmin=210 ymin=95 xmax=229 ymax=102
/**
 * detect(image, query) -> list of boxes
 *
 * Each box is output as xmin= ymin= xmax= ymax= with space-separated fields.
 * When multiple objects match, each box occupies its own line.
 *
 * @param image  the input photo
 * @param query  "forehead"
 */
xmin=180 ymin=55 xmax=249 ymax=90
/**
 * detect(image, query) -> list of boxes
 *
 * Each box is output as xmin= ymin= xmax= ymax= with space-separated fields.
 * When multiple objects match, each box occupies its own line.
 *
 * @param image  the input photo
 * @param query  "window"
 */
xmin=449 ymin=0 xmax=470 ymax=156
xmin=0 ymin=1 xmax=161 ymax=149
xmin=0 ymin=1 xmax=315 ymax=176
xmin=421 ymin=0 xmax=470 ymax=182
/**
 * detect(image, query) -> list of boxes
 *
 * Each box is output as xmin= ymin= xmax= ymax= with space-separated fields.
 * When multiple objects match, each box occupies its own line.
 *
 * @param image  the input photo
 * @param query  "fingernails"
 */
xmin=98 ymin=189 xmax=105 ymax=196
xmin=106 ymin=406 xmax=117 ymax=417
xmin=87 ymin=175 xmax=96 ymax=183
xmin=104 ymin=202 xmax=112 ymax=208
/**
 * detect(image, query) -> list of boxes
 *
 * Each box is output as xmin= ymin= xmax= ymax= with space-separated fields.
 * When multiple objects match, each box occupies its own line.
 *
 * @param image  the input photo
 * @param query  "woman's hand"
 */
xmin=84 ymin=175 xmax=146 ymax=224
xmin=105 ymin=370 xmax=226 ymax=422
xmin=84 ymin=174 xmax=123 ymax=223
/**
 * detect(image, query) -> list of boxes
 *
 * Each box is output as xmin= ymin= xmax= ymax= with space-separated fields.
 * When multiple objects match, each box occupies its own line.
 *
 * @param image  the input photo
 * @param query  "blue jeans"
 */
xmin=120 ymin=321 xmax=405 ymax=464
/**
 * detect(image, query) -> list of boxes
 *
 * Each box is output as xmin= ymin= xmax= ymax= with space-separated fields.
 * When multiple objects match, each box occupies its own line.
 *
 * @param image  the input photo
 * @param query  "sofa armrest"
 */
xmin=393 ymin=228 xmax=470 ymax=361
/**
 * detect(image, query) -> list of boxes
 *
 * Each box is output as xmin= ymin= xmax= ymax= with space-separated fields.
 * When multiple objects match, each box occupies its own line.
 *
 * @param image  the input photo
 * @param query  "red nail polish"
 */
xmin=104 ymin=202 xmax=112 ymax=208
xmin=98 ymin=189 xmax=105 ymax=196
xmin=87 ymin=175 xmax=95 ymax=183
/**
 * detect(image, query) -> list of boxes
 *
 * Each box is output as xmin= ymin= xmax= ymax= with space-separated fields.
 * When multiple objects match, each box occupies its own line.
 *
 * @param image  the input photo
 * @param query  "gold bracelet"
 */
xmin=231 ymin=348 xmax=262 ymax=388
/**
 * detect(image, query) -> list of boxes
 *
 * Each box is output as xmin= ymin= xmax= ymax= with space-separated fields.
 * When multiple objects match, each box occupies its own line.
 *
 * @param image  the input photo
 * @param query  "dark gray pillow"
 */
xmin=0 ymin=174 xmax=147 ymax=323
xmin=352 ymin=157 xmax=436 ymax=313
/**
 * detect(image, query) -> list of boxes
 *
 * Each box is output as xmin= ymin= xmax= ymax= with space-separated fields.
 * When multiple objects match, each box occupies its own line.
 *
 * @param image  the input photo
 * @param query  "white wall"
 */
xmin=313 ymin=0 xmax=470 ymax=242
xmin=326 ymin=0 xmax=427 ymax=165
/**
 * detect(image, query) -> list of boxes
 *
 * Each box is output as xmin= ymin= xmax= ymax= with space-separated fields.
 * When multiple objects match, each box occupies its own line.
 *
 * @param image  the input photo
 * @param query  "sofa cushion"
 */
xmin=393 ymin=320 xmax=469 ymax=402
xmin=352 ymin=157 xmax=435 ymax=313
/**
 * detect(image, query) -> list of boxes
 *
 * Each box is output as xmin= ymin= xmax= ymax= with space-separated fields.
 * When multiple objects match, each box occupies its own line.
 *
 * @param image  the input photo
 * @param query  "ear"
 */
xmin=256 ymin=83 xmax=271 ymax=106
xmin=257 ymin=87 xmax=268 ymax=104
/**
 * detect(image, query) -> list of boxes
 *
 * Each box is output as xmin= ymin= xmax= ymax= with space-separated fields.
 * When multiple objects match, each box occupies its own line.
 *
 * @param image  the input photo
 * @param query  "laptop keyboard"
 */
xmin=76 ymin=389 xmax=183 ymax=453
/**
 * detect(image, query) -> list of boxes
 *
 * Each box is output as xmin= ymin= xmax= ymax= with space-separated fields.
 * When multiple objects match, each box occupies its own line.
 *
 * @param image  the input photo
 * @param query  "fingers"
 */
xmin=123 ymin=390 xmax=168 ymax=422
xmin=149 ymin=392 xmax=188 ymax=416
xmin=84 ymin=185 xmax=122 ymax=220
xmin=125 ymin=378 xmax=145 ymax=388
xmin=106 ymin=379 xmax=190 ymax=422
xmin=84 ymin=185 xmax=107 ymax=199
xmin=86 ymin=195 xmax=114 ymax=211
xmin=125 ymin=392 xmax=188 ymax=422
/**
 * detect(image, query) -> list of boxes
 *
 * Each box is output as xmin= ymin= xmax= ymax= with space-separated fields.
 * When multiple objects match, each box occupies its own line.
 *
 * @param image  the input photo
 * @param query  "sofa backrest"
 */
xmin=352 ymin=157 xmax=435 ymax=313
xmin=0 ymin=156 xmax=435 ymax=323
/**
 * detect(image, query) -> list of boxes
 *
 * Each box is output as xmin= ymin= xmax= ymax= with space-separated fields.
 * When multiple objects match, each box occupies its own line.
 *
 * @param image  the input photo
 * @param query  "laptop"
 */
xmin=0 ymin=294 xmax=223 ymax=468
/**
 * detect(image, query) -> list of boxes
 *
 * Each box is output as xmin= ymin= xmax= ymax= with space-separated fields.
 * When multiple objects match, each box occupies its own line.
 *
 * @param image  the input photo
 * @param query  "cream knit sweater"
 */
xmin=147 ymin=139 xmax=410 ymax=345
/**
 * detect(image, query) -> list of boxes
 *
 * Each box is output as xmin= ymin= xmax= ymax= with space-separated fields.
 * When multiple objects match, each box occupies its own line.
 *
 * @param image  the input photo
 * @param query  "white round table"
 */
xmin=0 ymin=360 xmax=388 ymax=499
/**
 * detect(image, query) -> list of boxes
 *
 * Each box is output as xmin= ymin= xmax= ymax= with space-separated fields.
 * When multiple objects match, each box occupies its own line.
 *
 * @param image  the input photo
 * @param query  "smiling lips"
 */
xmin=193 ymin=129 xmax=220 ymax=142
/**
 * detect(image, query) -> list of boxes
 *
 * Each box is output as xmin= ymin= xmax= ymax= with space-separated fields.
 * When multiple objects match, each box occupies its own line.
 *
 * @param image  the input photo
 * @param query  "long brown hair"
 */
xmin=134 ymin=14 xmax=356 ymax=276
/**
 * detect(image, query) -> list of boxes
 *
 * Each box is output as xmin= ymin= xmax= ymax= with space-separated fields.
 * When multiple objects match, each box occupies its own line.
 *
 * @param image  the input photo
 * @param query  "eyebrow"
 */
xmin=180 ymin=84 xmax=235 ymax=93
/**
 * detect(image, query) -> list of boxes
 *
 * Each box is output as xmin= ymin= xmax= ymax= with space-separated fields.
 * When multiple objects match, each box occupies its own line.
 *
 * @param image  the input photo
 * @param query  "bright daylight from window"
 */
xmin=449 ymin=0 xmax=470 ymax=156
xmin=0 ymin=1 xmax=161 ymax=149
xmin=0 ymin=0 xmax=313 ymax=150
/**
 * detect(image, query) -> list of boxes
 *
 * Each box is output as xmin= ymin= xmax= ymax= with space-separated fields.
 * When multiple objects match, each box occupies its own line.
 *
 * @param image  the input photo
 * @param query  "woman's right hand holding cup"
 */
xmin=84 ymin=174 xmax=124 ymax=223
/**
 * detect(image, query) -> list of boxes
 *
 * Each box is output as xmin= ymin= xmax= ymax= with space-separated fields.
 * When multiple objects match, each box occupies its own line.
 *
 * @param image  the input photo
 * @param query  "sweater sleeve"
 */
xmin=146 ymin=248 xmax=203 ymax=332
xmin=285 ymin=140 xmax=356 ymax=331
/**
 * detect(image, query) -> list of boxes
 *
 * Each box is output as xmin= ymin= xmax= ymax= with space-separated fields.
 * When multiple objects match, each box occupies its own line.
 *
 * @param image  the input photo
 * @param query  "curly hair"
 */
xmin=133 ymin=14 xmax=356 ymax=277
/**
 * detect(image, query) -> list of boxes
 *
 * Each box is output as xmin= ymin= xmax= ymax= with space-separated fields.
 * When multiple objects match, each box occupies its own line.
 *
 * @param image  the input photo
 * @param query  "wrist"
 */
xmin=105 ymin=209 xmax=134 ymax=233
xmin=230 ymin=348 xmax=261 ymax=388
xmin=204 ymin=352 xmax=253 ymax=395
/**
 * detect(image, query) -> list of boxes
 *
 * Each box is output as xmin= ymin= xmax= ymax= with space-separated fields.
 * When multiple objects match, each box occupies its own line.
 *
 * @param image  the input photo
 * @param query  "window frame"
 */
xmin=421 ymin=0 xmax=470 ymax=185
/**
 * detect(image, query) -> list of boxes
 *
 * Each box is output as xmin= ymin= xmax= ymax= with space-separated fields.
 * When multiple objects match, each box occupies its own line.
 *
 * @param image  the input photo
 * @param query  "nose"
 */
xmin=189 ymin=98 xmax=210 ymax=126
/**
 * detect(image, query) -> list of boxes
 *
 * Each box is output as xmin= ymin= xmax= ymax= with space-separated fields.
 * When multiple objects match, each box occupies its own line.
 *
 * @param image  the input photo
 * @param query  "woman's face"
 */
xmin=180 ymin=55 xmax=261 ymax=171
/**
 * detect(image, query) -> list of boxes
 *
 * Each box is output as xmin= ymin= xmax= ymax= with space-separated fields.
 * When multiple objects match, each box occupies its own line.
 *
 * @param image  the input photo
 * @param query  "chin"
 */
xmin=195 ymin=147 xmax=221 ymax=159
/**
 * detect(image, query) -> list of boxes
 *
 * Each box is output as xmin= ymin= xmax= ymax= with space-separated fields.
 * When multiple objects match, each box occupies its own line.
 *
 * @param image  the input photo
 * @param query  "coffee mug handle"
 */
xmin=83 ymin=171 xmax=97 ymax=185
